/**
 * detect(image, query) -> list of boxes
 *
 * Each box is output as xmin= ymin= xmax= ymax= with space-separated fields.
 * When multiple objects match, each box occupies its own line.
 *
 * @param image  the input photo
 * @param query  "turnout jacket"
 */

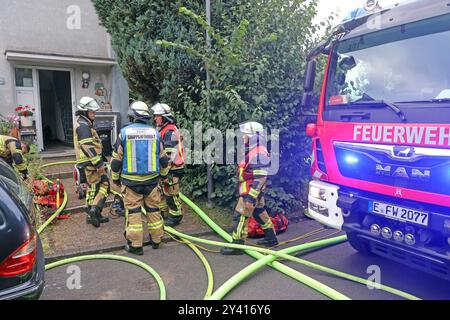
xmin=0 ymin=135 xmax=27 ymax=175
xmin=238 ymin=140 xmax=270 ymax=204
xmin=158 ymin=122 xmax=185 ymax=173
xmin=74 ymin=114 xmax=104 ymax=170
xmin=111 ymin=121 xmax=170 ymax=187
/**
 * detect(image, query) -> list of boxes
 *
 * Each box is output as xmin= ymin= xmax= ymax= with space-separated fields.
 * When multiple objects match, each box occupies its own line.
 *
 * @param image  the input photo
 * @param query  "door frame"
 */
xmin=13 ymin=64 xmax=75 ymax=151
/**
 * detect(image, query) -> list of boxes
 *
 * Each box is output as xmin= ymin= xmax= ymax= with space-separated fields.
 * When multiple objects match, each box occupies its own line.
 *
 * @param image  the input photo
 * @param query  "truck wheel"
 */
xmin=347 ymin=232 xmax=373 ymax=255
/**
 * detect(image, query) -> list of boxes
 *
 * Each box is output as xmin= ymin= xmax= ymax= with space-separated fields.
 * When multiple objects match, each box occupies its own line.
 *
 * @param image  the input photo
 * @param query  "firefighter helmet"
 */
xmin=77 ymin=97 xmax=100 ymax=112
xmin=151 ymin=103 xmax=172 ymax=116
xmin=239 ymin=121 xmax=264 ymax=136
xmin=151 ymin=103 xmax=174 ymax=123
xmin=128 ymin=101 xmax=152 ymax=121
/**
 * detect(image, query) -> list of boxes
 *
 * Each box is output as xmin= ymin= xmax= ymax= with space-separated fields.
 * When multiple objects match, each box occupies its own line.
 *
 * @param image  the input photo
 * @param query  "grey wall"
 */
xmin=0 ymin=0 xmax=110 ymax=58
xmin=0 ymin=0 xmax=129 ymax=127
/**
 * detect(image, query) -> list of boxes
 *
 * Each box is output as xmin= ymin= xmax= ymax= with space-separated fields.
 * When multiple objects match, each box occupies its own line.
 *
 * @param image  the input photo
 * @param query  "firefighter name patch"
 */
xmin=125 ymin=127 xmax=157 ymax=140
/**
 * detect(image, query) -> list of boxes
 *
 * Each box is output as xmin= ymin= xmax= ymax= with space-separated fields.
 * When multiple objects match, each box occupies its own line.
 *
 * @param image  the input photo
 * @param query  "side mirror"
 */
xmin=301 ymin=59 xmax=318 ymax=116
xmin=304 ymin=60 xmax=317 ymax=92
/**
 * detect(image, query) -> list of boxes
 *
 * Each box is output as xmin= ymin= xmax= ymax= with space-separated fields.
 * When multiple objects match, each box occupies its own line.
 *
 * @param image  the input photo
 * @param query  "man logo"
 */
xmin=395 ymin=188 xmax=403 ymax=197
xmin=393 ymin=146 xmax=415 ymax=158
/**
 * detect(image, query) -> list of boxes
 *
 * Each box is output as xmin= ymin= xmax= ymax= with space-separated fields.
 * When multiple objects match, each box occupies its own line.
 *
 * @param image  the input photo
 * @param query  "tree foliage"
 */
xmin=92 ymin=0 xmax=335 ymax=213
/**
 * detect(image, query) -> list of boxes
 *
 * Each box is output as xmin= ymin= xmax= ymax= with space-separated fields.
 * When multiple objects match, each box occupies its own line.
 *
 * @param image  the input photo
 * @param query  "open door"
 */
xmin=38 ymin=70 xmax=73 ymax=151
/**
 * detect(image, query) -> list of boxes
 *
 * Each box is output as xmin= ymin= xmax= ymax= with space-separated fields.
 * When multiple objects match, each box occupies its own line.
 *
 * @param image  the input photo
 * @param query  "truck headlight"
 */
xmin=309 ymin=185 xmax=326 ymax=201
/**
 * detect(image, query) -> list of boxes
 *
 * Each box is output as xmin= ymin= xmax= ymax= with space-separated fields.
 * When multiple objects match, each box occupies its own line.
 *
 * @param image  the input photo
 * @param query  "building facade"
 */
xmin=0 ymin=0 xmax=129 ymax=152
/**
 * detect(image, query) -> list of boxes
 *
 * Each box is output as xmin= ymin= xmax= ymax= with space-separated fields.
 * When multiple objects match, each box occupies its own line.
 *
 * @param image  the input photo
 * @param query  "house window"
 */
xmin=15 ymin=68 xmax=33 ymax=87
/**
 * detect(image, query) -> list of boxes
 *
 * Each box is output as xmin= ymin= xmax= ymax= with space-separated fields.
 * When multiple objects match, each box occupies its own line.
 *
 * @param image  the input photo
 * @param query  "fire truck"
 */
xmin=302 ymin=0 xmax=450 ymax=280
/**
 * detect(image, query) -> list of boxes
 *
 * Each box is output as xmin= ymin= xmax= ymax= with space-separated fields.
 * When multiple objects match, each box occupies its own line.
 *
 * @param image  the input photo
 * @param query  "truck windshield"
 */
xmin=326 ymin=13 xmax=450 ymax=106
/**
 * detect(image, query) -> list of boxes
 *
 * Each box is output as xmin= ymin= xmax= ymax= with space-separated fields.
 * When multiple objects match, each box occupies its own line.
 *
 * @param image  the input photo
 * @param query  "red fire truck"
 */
xmin=303 ymin=0 xmax=450 ymax=280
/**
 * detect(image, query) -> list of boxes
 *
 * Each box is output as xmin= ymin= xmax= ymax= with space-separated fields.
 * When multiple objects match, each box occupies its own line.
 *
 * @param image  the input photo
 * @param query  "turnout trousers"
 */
xmin=85 ymin=168 xmax=110 ymax=210
xmin=159 ymin=173 xmax=183 ymax=220
xmin=123 ymin=184 xmax=164 ymax=248
xmin=231 ymin=194 xmax=275 ymax=241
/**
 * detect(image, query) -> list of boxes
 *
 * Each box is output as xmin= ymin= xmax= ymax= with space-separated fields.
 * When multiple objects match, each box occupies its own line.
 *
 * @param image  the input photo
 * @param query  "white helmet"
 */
xmin=239 ymin=121 xmax=264 ymax=136
xmin=128 ymin=101 xmax=151 ymax=121
xmin=151 ymin=103 xmax=172 ymax=116
xmin=77 ymin=97 xmax=100 ymax=112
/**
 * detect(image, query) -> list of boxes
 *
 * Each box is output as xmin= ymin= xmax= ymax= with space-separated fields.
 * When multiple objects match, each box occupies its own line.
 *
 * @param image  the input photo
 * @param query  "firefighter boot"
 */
xmin=125 ymin=241 xmax=143 ymax=256
xmin=149 ymin=236 xmax=160 ymax=250
xmin=164 ymin=215 xmax=182 ymax=227
xmin=257 ymin=228 xmax=278 ymax=247
xmin=220 ymin=239 xmax=245 ymax=255
xmin=85 ymin=206 xmax=92 ymax=225
xmin=87 ymin=206 xmax=101 ymax=228
xmin=96 ymin=211 xmax=110 ymax=224
xmin=86 ymin=206 xmax=109 ymax=224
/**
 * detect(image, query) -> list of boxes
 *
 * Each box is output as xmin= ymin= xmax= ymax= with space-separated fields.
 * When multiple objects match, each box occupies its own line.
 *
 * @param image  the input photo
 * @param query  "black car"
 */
xmin=0 ymin=160 xmax=45 ymax=300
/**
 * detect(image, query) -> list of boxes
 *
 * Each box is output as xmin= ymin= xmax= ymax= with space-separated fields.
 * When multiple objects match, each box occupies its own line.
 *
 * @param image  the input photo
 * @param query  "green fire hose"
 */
xmin=45 ymin=254 xmax=166 ymax=300
xmin=39 ymin=160 xmax=420 ymax=301
xmin=179 ymin=193 xmax=421 ymax=300
xmin=40 ymin=161 xmax=167 ymax=300
xmin=178 ymin=194 xmax=351 ymax=300
xmin=208 ymin=238 xmax=421 ymax=300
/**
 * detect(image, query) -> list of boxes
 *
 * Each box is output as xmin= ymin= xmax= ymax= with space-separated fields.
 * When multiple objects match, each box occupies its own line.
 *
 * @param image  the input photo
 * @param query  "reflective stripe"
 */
xmin=249 ymin=188 xmax=259 ymax=199
xmin=160 ymin=166 xmax=170 ymax=177
xmin=112 ymin=171 xmax=120 ymax=180
xmin=99 ymin=187 xmax=108 ymax=197
xmin=240 ymin=181 xmax=248 ymax=194
xmin=236 ymin=215 xmax=246 ymax=239
xmin=121 ymin=173 xmax=159 ymax=181
xmin=152 ymin=138 xmax=157 ymax=172
xmin=253 ymin=169 xmax=268 ymax=176
xmin=178 ymin=140 xmax=184 ymax=162
xmin=79 ymin=138 xmax=94 ymax=144
xmin=239 ymin=168 xmax=245 ymax=182
xmin=168 ymin=208 xmax=182 ymax=217
xmin=148 ymin=220 xmax=164 ymax=230
xmin=15 ymin=162 xmax=27 ymax=171
xmin=132 ymin=140 xmax=137 ymax=172
xmin=91 ymin=154 xmax=101 ymax=165
xmin=126 ymin=140 xmax=133 ymax=172
xmin=127 ymin=224 xmax=143 ymax=231
xmin=261 ymin=219 xmax=273 ymax=230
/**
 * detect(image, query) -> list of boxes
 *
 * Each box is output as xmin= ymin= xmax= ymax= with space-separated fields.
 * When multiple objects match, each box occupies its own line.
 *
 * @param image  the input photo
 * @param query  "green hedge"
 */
xmin=92 ymin=0 xmax=334 ymax=213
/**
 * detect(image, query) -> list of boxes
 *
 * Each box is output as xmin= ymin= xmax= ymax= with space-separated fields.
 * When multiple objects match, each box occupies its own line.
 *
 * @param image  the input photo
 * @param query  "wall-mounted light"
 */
xmin=81 ymin=71 xmax=90 ymax=89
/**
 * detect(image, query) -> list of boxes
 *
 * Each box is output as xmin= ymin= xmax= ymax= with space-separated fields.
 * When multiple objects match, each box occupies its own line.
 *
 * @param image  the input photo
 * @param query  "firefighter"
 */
xmin=151 ymin=103 xmax=185 ymax=227
xmin=111 ymin=101 xmax=170 ymax=255
xmin=74 ymin=97 xmax=110 ymax=228
xmin=221 ymin=121 xmax=278 ymax=255
xmin=0 ymin=135 xmax=29 ymax=178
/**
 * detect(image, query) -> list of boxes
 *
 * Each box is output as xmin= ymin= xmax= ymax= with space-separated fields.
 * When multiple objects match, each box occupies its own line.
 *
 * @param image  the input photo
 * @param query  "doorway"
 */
xmin=38 ymin=70 xmax=73 ymax=150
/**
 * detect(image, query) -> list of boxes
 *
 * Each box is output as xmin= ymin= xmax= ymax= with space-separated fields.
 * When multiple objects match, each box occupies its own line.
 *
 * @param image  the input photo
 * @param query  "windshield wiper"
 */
xmin=348 ymin=100 xmax=407 ymax=122
xmin=432 ymin=98 xmax=450 ymax=103
xmin=396 ymin=98 xmax=450 ymax=104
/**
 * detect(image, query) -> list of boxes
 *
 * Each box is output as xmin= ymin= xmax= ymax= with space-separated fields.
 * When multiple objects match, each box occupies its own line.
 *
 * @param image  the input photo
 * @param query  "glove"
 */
xmin=244 ymin=196 xmax=256 ymax=210
xmin=113 ymin=179 xmax=121 ymax=187
xmin=97 ymin=164 xmax=106 ymax=175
